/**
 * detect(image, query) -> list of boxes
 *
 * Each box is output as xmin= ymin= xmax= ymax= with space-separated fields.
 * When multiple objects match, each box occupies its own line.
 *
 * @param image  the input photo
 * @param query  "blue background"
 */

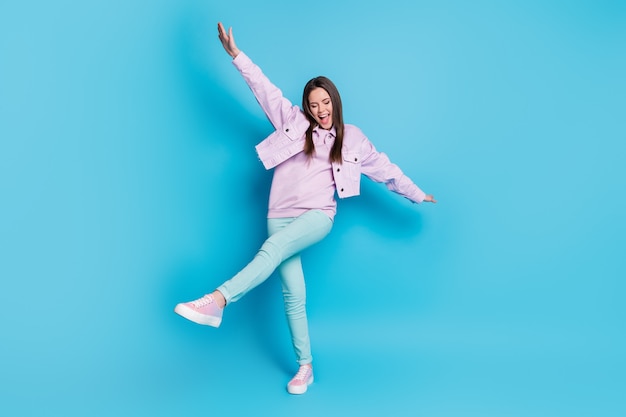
xmin=1 ymin=1 xmax=625 ymax=416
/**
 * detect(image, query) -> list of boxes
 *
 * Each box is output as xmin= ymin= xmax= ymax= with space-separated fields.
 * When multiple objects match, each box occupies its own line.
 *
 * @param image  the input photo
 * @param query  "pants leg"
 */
xmin=267 ymin=221 xmax=312 ymax=365
xmin=216 ymin=209 xmax=332 ymax=307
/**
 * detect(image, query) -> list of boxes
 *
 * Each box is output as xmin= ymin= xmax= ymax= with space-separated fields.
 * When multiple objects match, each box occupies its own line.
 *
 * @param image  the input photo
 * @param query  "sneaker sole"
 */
xmin=287 ymin=375 xmax=314 ymax=395
xmin=174 ymin=304 xmax=222 ymax=327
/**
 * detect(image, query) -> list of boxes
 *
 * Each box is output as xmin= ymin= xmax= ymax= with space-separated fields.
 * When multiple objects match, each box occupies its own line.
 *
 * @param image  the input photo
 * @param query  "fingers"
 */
xmin=217 ymin=22 xmax=232 ymax=37
xmin=217 ymin=22 xmax=229 ymax=42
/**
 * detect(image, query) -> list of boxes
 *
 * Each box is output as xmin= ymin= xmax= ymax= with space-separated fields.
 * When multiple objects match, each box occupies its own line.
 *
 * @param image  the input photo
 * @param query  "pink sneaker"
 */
xmin=174 ymin=294 xmax=223 ymax=327
xmin=287 ymin=365 xmax=314 ymax=395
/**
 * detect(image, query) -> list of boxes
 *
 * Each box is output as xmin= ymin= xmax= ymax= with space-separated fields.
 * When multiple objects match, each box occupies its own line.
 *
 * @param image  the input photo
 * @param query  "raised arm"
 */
xmin=216 ymin=22 xmax=304 ymax=130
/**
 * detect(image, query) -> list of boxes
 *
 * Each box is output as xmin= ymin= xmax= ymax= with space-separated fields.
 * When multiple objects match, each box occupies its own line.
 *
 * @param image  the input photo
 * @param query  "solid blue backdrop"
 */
xmin=1 ymin=1 xmax=624 ymax=416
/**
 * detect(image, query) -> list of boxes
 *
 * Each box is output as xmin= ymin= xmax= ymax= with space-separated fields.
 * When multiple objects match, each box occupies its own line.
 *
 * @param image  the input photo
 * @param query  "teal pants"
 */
xmin=217 ymin=209 xmax=333 ymax=365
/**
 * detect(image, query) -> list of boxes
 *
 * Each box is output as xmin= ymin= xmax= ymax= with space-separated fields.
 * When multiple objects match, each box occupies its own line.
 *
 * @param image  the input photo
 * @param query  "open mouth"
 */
xmin=318 ymin=113 xmax=331 ymax=126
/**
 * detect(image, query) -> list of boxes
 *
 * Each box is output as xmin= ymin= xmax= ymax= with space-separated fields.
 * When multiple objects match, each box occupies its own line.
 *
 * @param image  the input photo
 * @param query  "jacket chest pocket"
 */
xmin=342 ymin=152 xmax=362 ymax=181
xmin=282 ymin=122 xmax=301 ymax=141
xmin=266 ymin=122 xmax=301 ymax=146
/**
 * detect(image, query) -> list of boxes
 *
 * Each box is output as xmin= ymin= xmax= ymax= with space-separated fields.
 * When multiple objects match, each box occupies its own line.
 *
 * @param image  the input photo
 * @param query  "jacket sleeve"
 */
xmin=232 ymin=52 xmax=303 ymax=130
xmin=359 ymin=136 xmax=427 ymax=204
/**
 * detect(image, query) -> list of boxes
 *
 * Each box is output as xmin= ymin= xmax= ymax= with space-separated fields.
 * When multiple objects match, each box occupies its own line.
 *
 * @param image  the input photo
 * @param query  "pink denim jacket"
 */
xmin=233 ymin=52 xmax=426 ymax=204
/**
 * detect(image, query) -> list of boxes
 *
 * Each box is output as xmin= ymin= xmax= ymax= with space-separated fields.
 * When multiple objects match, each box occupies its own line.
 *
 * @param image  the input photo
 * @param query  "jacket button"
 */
xmin=340 ymin=188 xmax=344 ymax=192
xmin=354 ymin=157 xmax=358 ymax=162
xmin=285 ymin=128 xmax=290 ymax=132
xmin=336 ymin=168 xmax=340 ymax=172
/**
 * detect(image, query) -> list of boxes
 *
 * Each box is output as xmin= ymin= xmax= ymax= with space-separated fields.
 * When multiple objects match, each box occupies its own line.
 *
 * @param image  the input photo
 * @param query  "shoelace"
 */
xmin=191 ymin=295 xmax=213 ymax=308
xmin=292 ymin=366 xmax=311 ymax=382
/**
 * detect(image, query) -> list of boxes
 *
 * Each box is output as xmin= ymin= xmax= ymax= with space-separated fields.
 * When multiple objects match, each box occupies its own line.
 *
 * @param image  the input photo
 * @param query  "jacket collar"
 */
xmin=313 ymin=125 xmax=336 ymax=138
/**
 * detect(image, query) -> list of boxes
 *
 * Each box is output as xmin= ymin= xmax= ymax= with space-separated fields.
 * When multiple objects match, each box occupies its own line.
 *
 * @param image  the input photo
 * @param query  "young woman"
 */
xmin=175 ymin=22 xmax=437 ymax=395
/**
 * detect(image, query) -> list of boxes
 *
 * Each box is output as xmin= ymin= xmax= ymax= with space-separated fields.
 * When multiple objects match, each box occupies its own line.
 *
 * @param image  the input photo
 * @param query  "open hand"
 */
xmin=217 ymin=22 xmax=241 ymax=58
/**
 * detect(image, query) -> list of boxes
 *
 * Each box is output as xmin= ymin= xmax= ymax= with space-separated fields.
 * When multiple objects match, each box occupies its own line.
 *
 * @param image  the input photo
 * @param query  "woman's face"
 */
xmin=308 ymin=87 xmax=333 ymax=129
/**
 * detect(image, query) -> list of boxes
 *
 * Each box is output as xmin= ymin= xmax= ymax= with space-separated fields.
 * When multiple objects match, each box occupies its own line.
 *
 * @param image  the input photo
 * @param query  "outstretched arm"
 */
xmin=358 ymin=134 xmax=437 ymax=204
xmin=217 ymin=22 xmax=241 ymax=58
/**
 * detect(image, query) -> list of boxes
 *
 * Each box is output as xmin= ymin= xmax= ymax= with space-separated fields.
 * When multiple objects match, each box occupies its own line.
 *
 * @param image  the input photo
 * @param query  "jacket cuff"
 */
xmin=232 ymin=51 xmax=251 ymax=70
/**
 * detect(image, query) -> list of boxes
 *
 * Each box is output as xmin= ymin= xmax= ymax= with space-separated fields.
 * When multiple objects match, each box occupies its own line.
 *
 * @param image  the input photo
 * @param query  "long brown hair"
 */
xmin=302 ymin=76 xmax=344 ymax=163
